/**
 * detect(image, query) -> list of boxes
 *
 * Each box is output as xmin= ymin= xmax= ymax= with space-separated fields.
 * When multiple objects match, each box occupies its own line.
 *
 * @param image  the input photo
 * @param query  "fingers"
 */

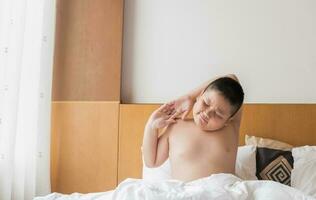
xmin=160 ymin=102 xmax=175 ymax=113
xmin=158 ymin=104 xmax=167 ymax=112
xmin=158 ymin=102 xmax=183 ymax=122
xmin=181 ymin=110 xmax=189 ymax=120
xmin=166 ymin=100 xmax=175 ymax=106
xmin=158 ymin=117 xmax=176 ymax=128
xmin=170 ymin=110 xmax=184 ymax=120
xmin=162 ymin=110 xmax=177 ymax=120
xmin=162 ymin=109 xmax=179 ymax=122
xmin=166 ymin=118 xmax=177 ymax=125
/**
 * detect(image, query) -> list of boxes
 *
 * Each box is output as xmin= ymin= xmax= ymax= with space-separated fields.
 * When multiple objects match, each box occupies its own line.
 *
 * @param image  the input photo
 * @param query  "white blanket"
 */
xmin=34 ymin=173 xmax=315 ymax=200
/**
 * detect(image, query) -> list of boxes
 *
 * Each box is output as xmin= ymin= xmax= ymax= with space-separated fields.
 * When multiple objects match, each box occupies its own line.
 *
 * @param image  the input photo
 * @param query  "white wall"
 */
xmin=122 ymin=0 xmax=316 ymax=103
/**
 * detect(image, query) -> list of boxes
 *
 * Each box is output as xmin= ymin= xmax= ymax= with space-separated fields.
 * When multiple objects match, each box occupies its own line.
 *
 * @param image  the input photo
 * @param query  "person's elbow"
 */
xmin=145 ymin=162 xmax=157 ymax=168
xmin=226 ymin=74 xmax=239 ymax=82
xmin=144 ymin=158 xmax=161 ymax=168
xmin=141 ymin=145 xmax=158 ymax=168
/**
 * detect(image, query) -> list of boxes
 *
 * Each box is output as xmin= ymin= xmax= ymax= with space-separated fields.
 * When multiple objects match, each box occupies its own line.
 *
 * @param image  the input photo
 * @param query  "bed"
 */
xmin=35 ymin=104 xmax=316 ymax=199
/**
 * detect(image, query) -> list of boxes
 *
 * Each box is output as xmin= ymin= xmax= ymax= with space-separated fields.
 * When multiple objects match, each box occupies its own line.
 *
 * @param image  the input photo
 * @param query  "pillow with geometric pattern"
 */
xmin=256 ymin=147 xmax=294 ymax=186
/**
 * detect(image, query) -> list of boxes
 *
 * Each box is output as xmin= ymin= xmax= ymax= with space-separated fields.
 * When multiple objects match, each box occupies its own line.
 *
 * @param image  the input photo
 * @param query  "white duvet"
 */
xmin=34 ymin=173 xmax=315 ymax=200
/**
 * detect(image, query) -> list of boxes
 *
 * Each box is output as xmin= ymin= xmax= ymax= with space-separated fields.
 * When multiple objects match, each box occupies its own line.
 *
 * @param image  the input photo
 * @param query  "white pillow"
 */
xmin=142 ymin=157 xmax=172 ymax=181
xmin=245 ymin=134 xmax=293 ymax=150
xmin=141 ymin=145 xmax=257 ymax=181
xmin=235 ymin=145 xmax=258 ymax=180
xmin=291 ymin=146 xmax=316 ymax=197
xmin=141 ymin=146 xmax=172 ymax=181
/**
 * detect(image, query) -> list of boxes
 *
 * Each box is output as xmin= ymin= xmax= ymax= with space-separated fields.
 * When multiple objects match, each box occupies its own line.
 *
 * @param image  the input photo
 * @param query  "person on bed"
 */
xmin=142 ymin=74 xmax=244 ymax=182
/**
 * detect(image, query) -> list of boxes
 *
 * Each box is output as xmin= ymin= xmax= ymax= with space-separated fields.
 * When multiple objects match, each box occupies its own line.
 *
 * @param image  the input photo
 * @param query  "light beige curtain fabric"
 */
xmin=0 ymin=0 xmax=56 ymax=199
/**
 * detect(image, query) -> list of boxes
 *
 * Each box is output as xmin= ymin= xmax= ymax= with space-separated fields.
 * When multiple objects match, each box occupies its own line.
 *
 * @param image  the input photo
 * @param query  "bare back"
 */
xmin=166 ymin=115 xmax=241 ymax=182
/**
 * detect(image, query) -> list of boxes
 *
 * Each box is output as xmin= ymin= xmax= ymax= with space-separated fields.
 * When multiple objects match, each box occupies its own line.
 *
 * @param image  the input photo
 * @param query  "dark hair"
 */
xmin=203 ymin=77 xmax=244 ymax=118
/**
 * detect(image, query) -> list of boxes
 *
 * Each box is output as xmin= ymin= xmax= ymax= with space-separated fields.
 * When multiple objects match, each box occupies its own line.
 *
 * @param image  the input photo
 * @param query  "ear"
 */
xmin=196 ymin=89 xmax=205 ymax=101
xmin=199 ymin=88 xmax=206 ymax=96
xmin=196 ymin=94 xmax=202 ymax=101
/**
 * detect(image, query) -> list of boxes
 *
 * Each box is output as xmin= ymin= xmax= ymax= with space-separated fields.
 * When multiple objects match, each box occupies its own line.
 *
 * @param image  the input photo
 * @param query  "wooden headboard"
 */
xmin=118 ymin=104 xmax=316 ymax=184
xmin=52 ymin=103 xmax=316 ymax=193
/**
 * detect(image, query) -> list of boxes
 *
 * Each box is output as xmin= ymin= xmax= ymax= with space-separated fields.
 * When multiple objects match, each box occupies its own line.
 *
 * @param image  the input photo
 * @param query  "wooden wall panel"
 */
xmin=118 ymin=104 xmax=316 ymax=183
xmin=52 ymin=0 xmax=123 ymax=101
xmin=50 ymin=0 xmax=123 ymax=193
xmin=117 ymin=104 xmax=160 ymax=184
xmin=51 ymin=102 xmax=119 ymax=193
xmin=239 ymin=104 xmax=316 ymax=146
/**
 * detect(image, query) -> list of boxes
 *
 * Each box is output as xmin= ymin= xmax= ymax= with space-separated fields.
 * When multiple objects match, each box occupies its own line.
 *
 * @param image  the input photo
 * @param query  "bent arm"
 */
xmin=186 ymin=74 xmax=240 ymax=100
xmin=142 ymin=124 xmax=170 ymax=168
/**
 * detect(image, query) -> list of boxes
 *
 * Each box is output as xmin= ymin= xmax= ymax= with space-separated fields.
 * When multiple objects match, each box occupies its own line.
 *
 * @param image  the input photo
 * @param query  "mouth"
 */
xmin=199 ymin=113 xmax=208 ymax=124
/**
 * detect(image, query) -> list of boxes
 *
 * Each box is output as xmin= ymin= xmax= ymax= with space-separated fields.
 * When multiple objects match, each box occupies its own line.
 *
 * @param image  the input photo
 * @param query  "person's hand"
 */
xmin=166 ymin=95 xmax=195 ymax=120
xmin=147 ymin=102 xmax=178 ymax=130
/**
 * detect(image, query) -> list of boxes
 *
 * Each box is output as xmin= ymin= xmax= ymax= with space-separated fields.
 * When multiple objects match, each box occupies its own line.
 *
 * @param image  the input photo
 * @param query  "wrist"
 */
xmin=184 ymin=94 xmax=196 ymax=103
xmin=145 ymin=119 xmax=157 ymax=131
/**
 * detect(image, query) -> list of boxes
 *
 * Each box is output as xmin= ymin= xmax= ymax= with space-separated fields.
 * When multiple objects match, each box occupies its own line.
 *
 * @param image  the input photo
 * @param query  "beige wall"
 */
xmin=122 ymin=0 xmax=316 ymax=103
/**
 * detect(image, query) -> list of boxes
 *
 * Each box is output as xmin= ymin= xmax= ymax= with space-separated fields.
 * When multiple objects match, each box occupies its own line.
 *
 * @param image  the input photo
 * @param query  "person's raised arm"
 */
xmin=142 ymin=102 xmax=177 ymax=168
xmin=168 ymin=74 xmax=239 ymax=120
xmin=186 ymin=74 xmax=239 ymax=100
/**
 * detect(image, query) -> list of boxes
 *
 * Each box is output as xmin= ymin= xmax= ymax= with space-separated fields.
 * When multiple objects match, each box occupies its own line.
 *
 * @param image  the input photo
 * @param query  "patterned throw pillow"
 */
xmin=256 ymin=147 xmax=294 ymax=185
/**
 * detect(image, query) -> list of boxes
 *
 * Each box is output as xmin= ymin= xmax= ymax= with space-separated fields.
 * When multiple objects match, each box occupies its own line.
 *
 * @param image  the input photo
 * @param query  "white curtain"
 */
xmin=0 ymin=0 xmax=56 ymax=199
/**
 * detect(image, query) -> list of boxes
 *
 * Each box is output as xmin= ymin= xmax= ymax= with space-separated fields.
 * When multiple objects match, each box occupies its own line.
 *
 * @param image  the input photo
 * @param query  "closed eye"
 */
xmin=216 ymin=113 xmax=223 ymax=118
xmin=217 ymin=112 xmax=225 ymax=119
xmin=203 ymin=98 xmax=209 ymax=106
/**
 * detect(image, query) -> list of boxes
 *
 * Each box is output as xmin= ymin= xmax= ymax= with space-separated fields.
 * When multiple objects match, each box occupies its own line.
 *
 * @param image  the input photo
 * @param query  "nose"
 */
xmin=205 ymin=106 xmax=215 ymax=116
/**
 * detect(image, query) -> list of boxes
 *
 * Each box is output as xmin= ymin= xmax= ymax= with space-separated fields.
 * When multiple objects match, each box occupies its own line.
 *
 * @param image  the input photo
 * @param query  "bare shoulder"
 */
xmin=158 ymin=119 xmax=181 ymax=139
xmin=161 ymin=119 xmax=194 ymax=137
xmin=173 ymin=118 xmax=196 ymax=128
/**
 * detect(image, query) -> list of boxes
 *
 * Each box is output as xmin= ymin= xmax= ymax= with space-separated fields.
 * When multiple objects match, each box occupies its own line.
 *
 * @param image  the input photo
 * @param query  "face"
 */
xmin=193 ymin=89 xmax=233 ymax=131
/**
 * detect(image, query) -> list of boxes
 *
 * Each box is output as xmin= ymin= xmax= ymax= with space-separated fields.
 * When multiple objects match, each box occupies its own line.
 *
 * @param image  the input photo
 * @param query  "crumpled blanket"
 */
xmin=34 ymin=173 xmax=315 ymax=200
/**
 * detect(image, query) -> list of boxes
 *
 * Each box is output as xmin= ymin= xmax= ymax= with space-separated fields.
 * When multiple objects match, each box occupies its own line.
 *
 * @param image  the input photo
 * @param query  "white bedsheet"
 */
xmin=34 ymin=173 xmax=315 ymax=200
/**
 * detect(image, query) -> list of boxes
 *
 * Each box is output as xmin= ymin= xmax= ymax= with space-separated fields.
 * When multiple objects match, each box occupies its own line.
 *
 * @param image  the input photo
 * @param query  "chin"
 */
xmin=193 ymin=116 xmax=207 ymax=129
xmin=194 ymin=116 xmax=220 ymax=131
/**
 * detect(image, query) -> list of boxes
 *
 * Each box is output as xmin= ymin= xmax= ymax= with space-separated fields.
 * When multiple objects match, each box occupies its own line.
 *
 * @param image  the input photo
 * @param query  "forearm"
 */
xmin=186 ymin=78 xmax=216 ymax=100
xmin=142 ymin=122 xmax=159 ymax=168
xmin=186 ymin=74 xmax=238 ymax=100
